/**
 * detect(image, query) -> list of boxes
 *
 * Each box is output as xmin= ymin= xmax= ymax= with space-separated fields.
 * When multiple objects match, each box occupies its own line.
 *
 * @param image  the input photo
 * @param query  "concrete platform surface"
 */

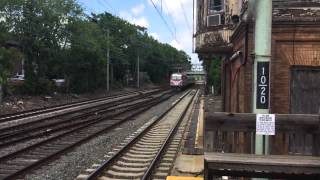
xmin=171 ymin=153 xmax=204 ymax=177
xmin=167 ymin=176 xmax=203 ymax=180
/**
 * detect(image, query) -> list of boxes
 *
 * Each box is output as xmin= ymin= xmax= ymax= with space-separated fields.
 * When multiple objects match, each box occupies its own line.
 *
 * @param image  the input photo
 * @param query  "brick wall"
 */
xmin=225 ymin=24 xmax=320 ymax=114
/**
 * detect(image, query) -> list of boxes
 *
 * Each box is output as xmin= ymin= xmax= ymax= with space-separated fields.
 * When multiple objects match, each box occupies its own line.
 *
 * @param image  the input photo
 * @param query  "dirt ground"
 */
xmin=0 ymin=85 xmax=159 ymax=116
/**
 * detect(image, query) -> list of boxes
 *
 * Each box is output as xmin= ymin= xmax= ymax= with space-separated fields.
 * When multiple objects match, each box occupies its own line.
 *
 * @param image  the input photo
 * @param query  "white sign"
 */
xmin=256 ymin=114 xmax=275 ymax=135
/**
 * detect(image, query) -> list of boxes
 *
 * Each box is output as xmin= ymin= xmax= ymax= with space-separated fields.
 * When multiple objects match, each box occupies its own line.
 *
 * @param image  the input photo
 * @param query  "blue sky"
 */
xmin=77 ymin=0 xmax=199 ymax=65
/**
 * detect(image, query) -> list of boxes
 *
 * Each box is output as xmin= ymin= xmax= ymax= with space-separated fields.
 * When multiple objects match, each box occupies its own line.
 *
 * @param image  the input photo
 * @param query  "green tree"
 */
xmin=65 ymin=20 xmax=107 ymax=92
xmin=95 ymin=13 xmax=191 ymax=84
xmin=0 ymin=2 xmax=191 ymax=94
xmin=208 ymin=58 xmax=221 ymax=95
xmin=0 ymin=47 xmax=22 ymax=103
xmin=0 ymin=0 xmax=82 ymax=93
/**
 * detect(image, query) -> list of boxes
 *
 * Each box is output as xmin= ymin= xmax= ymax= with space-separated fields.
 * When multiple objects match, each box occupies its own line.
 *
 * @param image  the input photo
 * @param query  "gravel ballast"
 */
xmin=24 ymin=91 xmax=184 ymax=180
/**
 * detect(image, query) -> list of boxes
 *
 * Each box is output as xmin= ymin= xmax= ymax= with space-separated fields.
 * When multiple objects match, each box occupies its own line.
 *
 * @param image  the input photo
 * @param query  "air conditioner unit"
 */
xmin=207 ymin=14 xmax=221 ymax=26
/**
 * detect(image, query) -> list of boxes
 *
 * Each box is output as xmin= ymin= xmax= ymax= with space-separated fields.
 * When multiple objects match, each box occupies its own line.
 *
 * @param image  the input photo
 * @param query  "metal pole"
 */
xmin=107 ymin=29 xmax=110 ymax=92
xmin=253 ymin=0 xmax=272 ymax=155
xmin=111 ymin=64 xmax=113 ymax=86
xmin=137 ymin=54 xmax=140 ymax=88
xmin=0 ymin=84 xmax=2 ymax=104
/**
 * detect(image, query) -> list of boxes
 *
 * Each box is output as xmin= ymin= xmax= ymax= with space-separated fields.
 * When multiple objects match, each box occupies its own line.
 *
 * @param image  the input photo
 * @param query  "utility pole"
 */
xmin=253 ymin=0 xmax=272 ymax=156
xmin=111 ymin=64 xmax=113 ymax=86
xmin=137 ymin=53 xmax=140 ymax=88
xmin=0 ymin=84 xmax=2 ymax=104
xmin=107 ymin=29 xmax=110 ymax=92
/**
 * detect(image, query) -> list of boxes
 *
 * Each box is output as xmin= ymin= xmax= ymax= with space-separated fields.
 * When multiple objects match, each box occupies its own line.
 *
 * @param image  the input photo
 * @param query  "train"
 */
xmin=170 ymin=72 xmax=194 ymax=90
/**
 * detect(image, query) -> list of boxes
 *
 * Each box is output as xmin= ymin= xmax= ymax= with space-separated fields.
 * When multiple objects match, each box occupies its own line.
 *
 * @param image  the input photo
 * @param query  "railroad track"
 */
xmin=0 ymin=90 xmax=167 ymax=150
xmin=0 ymin=89 xmax=175 ymax=180
xmin=0 ymin=88 xmax=161 ymax=124
xmin=77 ymin=89 xmax=198 ymax=180
xmin=0 ymin=89 xmax=165 ymax=145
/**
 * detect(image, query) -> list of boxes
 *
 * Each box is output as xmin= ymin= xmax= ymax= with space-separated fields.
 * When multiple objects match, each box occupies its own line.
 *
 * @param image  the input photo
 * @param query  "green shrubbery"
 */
xmin=0 ymin=0 xmax=191 ymax=95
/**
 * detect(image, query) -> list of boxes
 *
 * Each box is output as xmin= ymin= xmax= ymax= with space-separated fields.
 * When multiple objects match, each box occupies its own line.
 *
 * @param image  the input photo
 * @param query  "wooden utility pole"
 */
xmin=107 ymin=29 xmax=110 ymax=92
xmin=137 ymin=53 xmax=140 ymax=88
xmin=0 ymin=84 xmax=2 ymax=104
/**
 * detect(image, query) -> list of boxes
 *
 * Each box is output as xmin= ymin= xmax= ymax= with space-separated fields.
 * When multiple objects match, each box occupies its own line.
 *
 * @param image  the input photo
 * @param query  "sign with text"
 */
xmin=256 ymin=114 xmax=275 ymax=135
xmin=256 ymin=62 xmax=270 ymax=109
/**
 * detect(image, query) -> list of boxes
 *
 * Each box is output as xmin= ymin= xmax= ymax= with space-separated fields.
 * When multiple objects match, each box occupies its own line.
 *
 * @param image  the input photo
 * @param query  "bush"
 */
xmin=21 ymin=78 xmax=54 ymax=95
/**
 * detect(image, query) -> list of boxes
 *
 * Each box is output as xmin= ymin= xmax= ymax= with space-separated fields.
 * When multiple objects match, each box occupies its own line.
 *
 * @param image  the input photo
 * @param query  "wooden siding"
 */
xmin=272 ymin=42 xmax=320 ymax=113
xmin=290 ymin=67 xmax=320 ymax=114
xmin=224 ymin=24 xmax=320 ymax=114
xmin=273 ymin=0 xmax=320 ymax=8
xmin=205 ymin=112 xmax=320 ymax=155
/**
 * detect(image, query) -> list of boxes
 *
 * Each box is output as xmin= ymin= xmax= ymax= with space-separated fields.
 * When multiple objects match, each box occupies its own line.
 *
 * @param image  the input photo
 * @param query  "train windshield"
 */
xmin=171 ymin=74 xmax=182 ymax=80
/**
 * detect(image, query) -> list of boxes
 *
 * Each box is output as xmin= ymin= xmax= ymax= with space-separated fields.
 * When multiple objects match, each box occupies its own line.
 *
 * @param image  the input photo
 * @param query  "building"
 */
xmin=195 ymin=0 xmax=320 ymax=114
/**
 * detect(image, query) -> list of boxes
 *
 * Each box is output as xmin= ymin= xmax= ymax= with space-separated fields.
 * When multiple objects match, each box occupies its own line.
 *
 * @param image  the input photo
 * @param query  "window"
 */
xmin=208 ymin=0 xmax=224 ymax=12
xmin=171 ymin=74 xmax=182 ymax=80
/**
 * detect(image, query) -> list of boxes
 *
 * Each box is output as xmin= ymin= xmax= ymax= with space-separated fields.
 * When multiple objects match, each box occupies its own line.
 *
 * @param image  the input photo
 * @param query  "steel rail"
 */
xmin=142 ymin=90 xmax=197 ymax=179
xmin=0 ymin=90 xmax=136 ymax=122
xmin=0 ymin=91 xmax=163 ymax=137
xmin=85 ymin=89 xmax=196 ymax=180
xmin=0 ymin=90 xmax=175 ymax=180
xmin=0 ymin=89 xmax=164 ymax=135
xmin=0 ymin=91 xmax=172 ymax=148
xmin=0 ymin=88 xmax=161 ymax=123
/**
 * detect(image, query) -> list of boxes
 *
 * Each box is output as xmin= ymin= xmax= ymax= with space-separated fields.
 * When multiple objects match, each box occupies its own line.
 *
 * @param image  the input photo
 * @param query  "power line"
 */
xmin=101 ymin=0 xmax=118 ymax=15
xmin=96 ymin=0 xmax=111 ymax=13
xmin=79 ymin=1 xmax=98 ymax=15
xmin=162 ymin=0 xmax=177 ymax=39
xmin=150 ymin=0 xmax=179 ymax=43
xmin=178 ymin=0 xmax=192 ymax=35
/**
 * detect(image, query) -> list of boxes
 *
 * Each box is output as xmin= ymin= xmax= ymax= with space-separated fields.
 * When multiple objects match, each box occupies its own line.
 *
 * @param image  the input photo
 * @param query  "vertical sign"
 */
xmin=256 ymin=62 xmax=270 ymax=109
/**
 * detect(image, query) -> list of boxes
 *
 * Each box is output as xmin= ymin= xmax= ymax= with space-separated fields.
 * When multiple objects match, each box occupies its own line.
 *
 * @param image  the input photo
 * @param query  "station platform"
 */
xmin=167 ymin=176 xmax=203 ymax=180
xmin=169 ymin=94 xmax=223 ymax=179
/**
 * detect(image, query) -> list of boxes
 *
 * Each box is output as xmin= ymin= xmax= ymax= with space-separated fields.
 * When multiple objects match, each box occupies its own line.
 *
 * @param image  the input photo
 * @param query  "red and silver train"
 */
xmin=170 ymin=72 xmax=194 ymax=90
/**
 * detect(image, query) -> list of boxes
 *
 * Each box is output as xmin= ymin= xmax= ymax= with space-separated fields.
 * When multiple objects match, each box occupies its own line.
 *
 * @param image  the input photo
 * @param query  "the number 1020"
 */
xmin=260 ymin=67 xmax=267 ymax=104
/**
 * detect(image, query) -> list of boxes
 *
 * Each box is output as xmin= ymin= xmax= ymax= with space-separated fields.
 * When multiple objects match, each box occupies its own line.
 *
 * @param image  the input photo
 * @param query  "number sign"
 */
xmin=256 ymin=62 xmax=269 ymax=109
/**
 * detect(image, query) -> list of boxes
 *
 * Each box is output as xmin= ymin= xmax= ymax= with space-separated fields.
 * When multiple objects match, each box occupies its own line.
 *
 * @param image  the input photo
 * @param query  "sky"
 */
xmin=77 ymin=0 xmax=200 ymax=66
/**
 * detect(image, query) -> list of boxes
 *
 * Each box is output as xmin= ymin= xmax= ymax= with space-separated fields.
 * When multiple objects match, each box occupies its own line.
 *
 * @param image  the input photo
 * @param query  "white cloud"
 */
xmin=150 ymin=32 xmax=160 ymax=40
xmin=134 ymin=16 xmax=149 ymax=28
xmin=170 ymin=39 xmax=183 ymax=50
xmin=147 ymin=0 xmax=200 ymax=64
xmin=119 ymin=11 xmax=149 ymax=28
xmin=131 ymin=3 xmax=145 ymax=16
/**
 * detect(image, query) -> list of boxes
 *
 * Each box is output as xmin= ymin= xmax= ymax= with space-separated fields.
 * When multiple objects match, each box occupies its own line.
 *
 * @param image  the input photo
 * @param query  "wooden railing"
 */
xmin=204 ymin=112 xmax=320 ymax=156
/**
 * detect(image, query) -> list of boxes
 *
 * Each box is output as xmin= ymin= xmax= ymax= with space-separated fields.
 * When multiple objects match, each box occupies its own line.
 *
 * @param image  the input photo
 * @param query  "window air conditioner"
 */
xmin=207 ymin=14 xmax=221 ymax=26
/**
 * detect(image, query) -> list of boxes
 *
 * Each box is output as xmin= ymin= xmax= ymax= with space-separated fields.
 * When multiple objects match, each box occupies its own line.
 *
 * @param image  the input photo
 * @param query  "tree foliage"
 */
xmin=208 ymin=58 xmax=221 ymax=95
xmin=0 ymin=0 xmax=82 ymax=93
xmin=0 ymin=47 xmax=21 ymax=85
xmin=0 ymin=1 xmax=190 ymax=94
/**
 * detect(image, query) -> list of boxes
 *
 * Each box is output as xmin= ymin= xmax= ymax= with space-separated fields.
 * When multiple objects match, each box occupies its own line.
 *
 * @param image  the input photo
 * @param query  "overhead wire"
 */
xmin=81 ymin=2 xmax=98 ymax=15
xmin=150 ymin=0 xmax=179 ymax=43
xmin=96 ymin=0 xmax=112 ymax=13
xmin=101 ymin=0 xmax=118 ymax=15
xmin=178 ymin=0 xmax=193 ymax=35
xmin=162 ymin=0 xmax=178 ymax=40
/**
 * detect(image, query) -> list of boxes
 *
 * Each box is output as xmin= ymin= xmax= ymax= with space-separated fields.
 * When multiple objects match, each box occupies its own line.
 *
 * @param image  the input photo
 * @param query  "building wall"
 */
xmin=227 ymin=0 xmax=242 ymax=15
xmin=271 ymin=26 xmax=320 ymax=113
xmin=196 ymin=0 xmax=242 ymax=29
xmin=224 ymin=25 xmax=254 ymax=113
xmin=225 ymin=24 xmax=320 ymax=114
